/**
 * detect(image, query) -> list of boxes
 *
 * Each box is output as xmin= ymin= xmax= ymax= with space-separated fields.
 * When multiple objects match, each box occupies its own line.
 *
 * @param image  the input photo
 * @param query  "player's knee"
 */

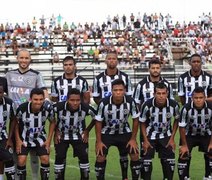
xmin=18 ymin=156 xmax=27 ymax=166
xmin=167 ymin=158 xmax=175 ymax=172
xmin=178 ymin=158 xmax=189 ymax=180
xmin=96 ymin=155 xmax=106 ymax=162
xmin=129 ymin=153 xmax=139 ymax=161
xmin=40 ymin=155 xmax=49 ymax=164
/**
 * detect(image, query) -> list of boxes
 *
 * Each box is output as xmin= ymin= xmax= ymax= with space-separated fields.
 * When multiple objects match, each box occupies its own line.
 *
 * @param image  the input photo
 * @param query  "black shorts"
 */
xmin=143 ymin=136 xmax=175 ymax=160
xmin=55 ymin=139 xmax=88 ymax=160
xmin=0 ymin=139 xmax=13 ymax=161
xmin=18 ymin=145 xmax=49 ymax=156
xmin=182 ymin=135 xmax=211 ymax=155
xmin=101 ymin=133 xmax=135 ymax=156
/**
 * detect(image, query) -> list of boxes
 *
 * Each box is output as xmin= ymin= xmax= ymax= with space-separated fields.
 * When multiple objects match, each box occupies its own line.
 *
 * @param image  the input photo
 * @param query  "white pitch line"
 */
xmin=50 ymin=158 xmax=122 ymax=179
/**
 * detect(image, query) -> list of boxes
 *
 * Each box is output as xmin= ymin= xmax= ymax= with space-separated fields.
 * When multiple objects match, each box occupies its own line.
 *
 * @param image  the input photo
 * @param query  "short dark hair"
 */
xmin=106 ymin=50 xmax=117 ymax=59
xmin=154 ymin=82 xmax=168 ymax=93
xmin=30 ymin=88 xmax=44 ymax=98
xmin=190 ymin=53 xmax=201 ymax=61
xmin=63 ymin=56 xmax=76 ymax=65
xmin=148 ymin=59 xmax=161 ymax=68
xmin=192 ymin=87 xmax=205 ymax=96
xmin=67 ymin=88 xmax=81 ymax=99
xmin=112 ymin=79 xmax=125 ymax=89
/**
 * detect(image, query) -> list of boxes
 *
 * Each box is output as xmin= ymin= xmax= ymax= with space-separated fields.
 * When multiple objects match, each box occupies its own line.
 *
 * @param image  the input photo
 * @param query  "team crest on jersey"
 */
xmin=205 ymin=114 xmax=210 ymax=119
xmin=107 ymin=110 xmax=113 ymax=115
xmin=23 ymin=77 xmax=33 ymax=85
xmin=42 ymin=116 xmax=46 ymax=122
xmin=202 ymin=81 xmax=207 ymax=87
xmin=186 ymin=83 xmax=192 ymax=87
xmin=166 ymin=113 xmax=172 ymax=118
xmin=75 ymin=85 xmax=81 ymax=90
xmin=59 ymin=86 xmax=65 ymax=90
xmin=2 ymin=111 xmax=7 ymax=117
xmin=102 ymin=83 xmax=109 ymax=87
xmin=123 ymin=109 xmax=129 ymax=114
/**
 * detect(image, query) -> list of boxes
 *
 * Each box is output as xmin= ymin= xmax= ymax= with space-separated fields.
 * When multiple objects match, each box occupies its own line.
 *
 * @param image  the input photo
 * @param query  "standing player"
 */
xmin=54 ymin=88 xmax=96 ymax=180
xmin=133 ymin=59 xmax=174 ymax=178
xmin=140 ymin=82 xmax=180 ymax=180
xmin=15 ymin=88 xmax=56 ymax=180
xmin=92 ymin=50 xmax=133 ymax=180
xmin=133 ymin=59 xmax=173 ymax=109
xmin=95 ymin=79 xmax=140 ymax=180
xmin=178 ymin=87 xmax=212 ymax=180
xmin=51 ymin=56 xmax=90 ymax=104
xmin=6 ymin=49 xmax=50 ymax=179
xmin=178 ymin=53 xmax=212 ymax=105
xmin=0 ymin=83 xmax=16 ymax=180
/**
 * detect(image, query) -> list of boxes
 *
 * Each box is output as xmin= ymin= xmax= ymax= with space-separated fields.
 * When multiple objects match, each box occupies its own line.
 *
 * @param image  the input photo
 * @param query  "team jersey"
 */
xmin=133 ymin=76 xmax=174 ymax=105
xmin=0 ymin=97 xmax=15 ymax=140
xmin=95 ymin=95 xmax=139 ymax=135
xmin=51 ymin=73 xmax=89 ymax=102
xmin=16 ymin=102 xmax=54 ymax=147
xmin=179 ymin=101 xmax=212 ymax=136
xmin=178 ymin=70 xmax=212 ymax=103
xmin=92 ymin=69 xmax=132 ymax=99
xmin=54 ymin=101 xmax=96 ymax=140
xmin=6 ymin=68 xmax=46 ymax=108
xmin=139 ymin=98 xmax=180 ymax=140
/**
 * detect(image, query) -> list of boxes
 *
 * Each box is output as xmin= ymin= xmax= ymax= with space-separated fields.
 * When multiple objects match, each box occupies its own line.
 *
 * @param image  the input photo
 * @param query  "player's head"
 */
xmin=112 ymin=79 xmax=125 ymax=101
xmin=105 ymin=50 xmax=118 ymax=70
xmin=0 ymin=83 xmax=4 ymax=100
xmin=154 ymin=82 xmax=168 ymax=107
xmin=17 ymin=49 xmax=31 ymax=71
xmin=148 ymin=59 xmax=161 ymax=78
xmin=67 ymin=88 xmax=81 ymax=110
xmin=63 ymin=56 xmax=76 ymax=75
xmin=189 ymin=53 xmax=202 ymax=73
xmin=192 ymin=87 xmax=206 ymax=109
xmin=30 ymin=88 xmax=45 ymax=112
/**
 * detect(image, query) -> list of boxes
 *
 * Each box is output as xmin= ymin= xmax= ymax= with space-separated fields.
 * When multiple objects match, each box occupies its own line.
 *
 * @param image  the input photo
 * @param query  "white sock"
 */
xmin=0 ymin=174 xmax=4 ymax=180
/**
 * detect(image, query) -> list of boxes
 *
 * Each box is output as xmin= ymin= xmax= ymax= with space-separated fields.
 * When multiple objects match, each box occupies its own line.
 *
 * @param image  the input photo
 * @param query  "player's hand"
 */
xmin=82 ymin=130 xmax=89 ymax=143
xmin=179 ymin=145 xmax=189 ymax=159
xmin=142 ymin=140 xmax=153 ymax=155
xmin=54 ymin=129 xmax=61 ymax=145
xmin=95 ymin=141 xmax=107 ymax=157
xmin=43 ymin=98 xmax=53 ymax=111
xmin=207 ymin=143 xmax=212 ymax=154
xmin=42 ymin=140 xmax=51 ymax=154
xmin=16 ymin=139 xmax=25 ymax=154
xmin=5 ymin=138 xmax=13 ymax=149
xmin=166 ymin=137 xmax=176 ymax=151
xmin=126 ymin=139 xmax=139 ymax=154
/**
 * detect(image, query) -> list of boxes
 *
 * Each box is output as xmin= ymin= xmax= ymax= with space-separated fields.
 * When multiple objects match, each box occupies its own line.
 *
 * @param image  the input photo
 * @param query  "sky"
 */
xmin=0 ymin=0 xmax=211 ymax=25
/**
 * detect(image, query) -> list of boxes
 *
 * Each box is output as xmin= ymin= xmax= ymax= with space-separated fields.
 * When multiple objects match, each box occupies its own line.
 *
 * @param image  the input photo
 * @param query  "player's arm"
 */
xmin=179 ymin=96 xmax=186 ymax=106
xmin=141 ymin=122 xmax=152 ymax=155
xmin=83 ymin=91 xmax=90 ymax=104
xmin=93 ymin=97 xmax=101 ymax=105
xmin=179 ymin=126 xmax=189 ymax=158
xmin=6 ymin=116 xmax=17 ymax=149
xmin=43 ymin=118 xmax=56 ymax=153
xmin=95 ymin=120 xmax=106 ymax=156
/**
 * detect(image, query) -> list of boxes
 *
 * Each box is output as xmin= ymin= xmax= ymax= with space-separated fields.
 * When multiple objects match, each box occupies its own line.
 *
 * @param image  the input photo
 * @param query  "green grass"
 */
xmin=21 ymin=117 xmax=206 ymax=180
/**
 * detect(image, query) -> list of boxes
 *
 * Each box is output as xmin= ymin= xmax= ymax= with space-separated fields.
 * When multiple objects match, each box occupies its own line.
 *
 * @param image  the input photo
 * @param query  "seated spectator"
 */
xmin=19 ymin=35 xmax=28 ymax=48
xmin=41 ymin=38 xmax=48 ymax=52
xmin=33 ymin=38 xmax=40 ymax=52
xmin=52 ymin=51 xmax=60 ymax=63
xmin=87 ymin=47 xmax=94 ymax=61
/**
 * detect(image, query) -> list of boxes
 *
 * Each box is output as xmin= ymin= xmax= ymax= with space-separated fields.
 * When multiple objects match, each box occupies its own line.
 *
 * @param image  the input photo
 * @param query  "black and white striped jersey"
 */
xmin=6 ymin=69 xmax=46 ymax=108
xmin=92 ymin=70 xmax=132 ymax=99
xmin=179 ymin=101 xmax=212 ymax=136
xmin=140 ymin=98 xmax=180 ymax=140
xmin=133 ymin=76 xmax=174 ymax=105
xmin=0 ymin=97 xmax=15 ymax=140
xmin=54 ymin=101 xmax=96 ymax=140
xmin=16 ymin=102 xmax=54 ymax=147
xmin=51 ymin=73 xmax=89 ymax=102
xmin=95 ymin=95 xmax=139 ymax=135
xmin=178 ymin=70 xmax=212 ymax=103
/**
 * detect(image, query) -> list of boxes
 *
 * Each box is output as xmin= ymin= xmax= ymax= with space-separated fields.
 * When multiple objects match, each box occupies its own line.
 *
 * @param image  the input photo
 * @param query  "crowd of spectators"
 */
xmin=0 ymin=12 xmax=211 ymax=66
